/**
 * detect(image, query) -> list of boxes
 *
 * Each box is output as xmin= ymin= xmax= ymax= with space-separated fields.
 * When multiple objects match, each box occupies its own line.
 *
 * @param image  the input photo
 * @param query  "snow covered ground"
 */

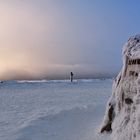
xmin=0 ymin=79 xmax=112 ymax=140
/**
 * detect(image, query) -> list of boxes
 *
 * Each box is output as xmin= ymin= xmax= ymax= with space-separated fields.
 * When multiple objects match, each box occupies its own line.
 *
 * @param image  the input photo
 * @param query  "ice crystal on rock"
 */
xmin=101 ymin=35 xmax=140 ymax=140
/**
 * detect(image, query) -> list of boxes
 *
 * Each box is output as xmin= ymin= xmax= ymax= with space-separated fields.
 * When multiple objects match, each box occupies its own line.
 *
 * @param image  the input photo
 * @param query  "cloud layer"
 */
xmin=0 ymin=0 xmax=140 ymax=80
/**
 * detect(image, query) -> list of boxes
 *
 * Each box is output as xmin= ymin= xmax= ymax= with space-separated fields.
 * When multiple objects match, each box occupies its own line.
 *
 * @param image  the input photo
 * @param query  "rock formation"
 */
xmin=100 ymin=35 xmax=140 ymax=140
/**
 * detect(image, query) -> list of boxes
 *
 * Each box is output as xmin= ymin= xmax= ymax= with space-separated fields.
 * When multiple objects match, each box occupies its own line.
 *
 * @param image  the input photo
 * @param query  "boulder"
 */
xmin=100 ymin=35 xmax=140 ymax=140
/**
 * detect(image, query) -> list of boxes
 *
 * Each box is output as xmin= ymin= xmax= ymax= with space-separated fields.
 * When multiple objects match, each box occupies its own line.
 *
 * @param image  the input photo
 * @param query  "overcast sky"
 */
xmin=0 ymin=0 xmax=140 ymax=80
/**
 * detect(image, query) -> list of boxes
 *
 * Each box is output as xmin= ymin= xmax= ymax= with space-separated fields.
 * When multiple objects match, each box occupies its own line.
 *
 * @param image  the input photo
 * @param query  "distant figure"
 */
xmin=70 ymin=72 xmax=74 ymax=82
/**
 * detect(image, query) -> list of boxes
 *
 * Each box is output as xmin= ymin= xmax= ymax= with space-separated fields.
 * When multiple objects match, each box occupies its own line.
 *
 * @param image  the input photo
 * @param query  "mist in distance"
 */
xmin=0 ymin=0 xmax=140 ymax=80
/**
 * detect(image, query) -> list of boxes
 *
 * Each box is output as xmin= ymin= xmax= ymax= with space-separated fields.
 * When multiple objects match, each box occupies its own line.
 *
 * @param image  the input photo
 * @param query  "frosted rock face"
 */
xmin=101 ymin=35 xmax=140 ymax=140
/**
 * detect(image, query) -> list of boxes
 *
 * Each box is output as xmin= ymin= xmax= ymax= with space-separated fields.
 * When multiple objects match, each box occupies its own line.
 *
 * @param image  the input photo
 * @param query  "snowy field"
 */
xmin=0 ymin=79 xmax=112 ymax=140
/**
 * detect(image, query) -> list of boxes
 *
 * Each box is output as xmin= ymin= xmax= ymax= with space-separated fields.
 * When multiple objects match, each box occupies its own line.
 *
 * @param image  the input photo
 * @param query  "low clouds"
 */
xmin=2 ymin=0 xmax=138 ymax=80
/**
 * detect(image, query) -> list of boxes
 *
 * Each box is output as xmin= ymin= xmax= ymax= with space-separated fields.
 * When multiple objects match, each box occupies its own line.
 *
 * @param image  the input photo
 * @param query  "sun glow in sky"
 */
xmin=0 ymin=0 xmax=140 ymax=80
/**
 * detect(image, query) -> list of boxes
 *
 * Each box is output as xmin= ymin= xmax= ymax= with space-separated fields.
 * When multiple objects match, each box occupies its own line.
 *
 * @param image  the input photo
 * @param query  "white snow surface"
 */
xmin=101 ymin=34 xmax=140 ymax=140
xmin=0 ymin=79 xmax=112 ymax=140
xmin=123 ymin=34 xmax=140 ymax=59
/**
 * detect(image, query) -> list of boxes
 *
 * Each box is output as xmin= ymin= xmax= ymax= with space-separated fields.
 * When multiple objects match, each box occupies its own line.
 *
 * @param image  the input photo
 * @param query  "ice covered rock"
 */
xmin=100 ymin=35 xmax=140 ymax=140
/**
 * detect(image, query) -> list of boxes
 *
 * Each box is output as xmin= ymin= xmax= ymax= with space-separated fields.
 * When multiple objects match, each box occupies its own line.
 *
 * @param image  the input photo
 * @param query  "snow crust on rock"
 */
xmin=101 ymin=34 xmax=140 ymax=140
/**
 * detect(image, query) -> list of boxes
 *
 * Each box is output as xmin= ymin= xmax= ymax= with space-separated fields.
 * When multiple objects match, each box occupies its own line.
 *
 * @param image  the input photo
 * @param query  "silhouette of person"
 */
xmin=70 ymin=72 xmax=74 ymax=82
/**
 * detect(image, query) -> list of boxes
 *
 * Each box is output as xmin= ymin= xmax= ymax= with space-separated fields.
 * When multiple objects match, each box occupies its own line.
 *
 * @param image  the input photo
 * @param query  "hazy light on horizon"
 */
xmin=0 ymin=0 xmax=140 ymax=80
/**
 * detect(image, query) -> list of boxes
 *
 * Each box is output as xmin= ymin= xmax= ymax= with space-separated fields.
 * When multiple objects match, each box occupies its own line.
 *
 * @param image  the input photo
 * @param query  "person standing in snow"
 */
xmin=70 ymin=72 xmax=74 ymax=82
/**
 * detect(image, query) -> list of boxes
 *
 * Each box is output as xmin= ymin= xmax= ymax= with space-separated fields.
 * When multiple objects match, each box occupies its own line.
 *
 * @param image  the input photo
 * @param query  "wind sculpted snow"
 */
xmin=0 ymin=79 xmax=111 ymax=140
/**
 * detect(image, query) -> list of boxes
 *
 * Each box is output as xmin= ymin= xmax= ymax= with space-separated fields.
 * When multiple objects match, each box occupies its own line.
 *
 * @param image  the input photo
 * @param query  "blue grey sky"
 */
xmin=0 ymin=0 xmax=140 ymax=80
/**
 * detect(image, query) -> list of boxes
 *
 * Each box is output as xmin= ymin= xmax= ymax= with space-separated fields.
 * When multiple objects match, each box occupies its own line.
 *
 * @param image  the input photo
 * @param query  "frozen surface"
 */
xmin=0 ymin=79 xmax=112 ymax=140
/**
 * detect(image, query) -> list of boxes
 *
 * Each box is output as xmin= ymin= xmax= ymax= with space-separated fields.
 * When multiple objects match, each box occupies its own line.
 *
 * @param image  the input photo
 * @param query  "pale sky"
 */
xmin=0 ymin=0 xmax=140 ymax=80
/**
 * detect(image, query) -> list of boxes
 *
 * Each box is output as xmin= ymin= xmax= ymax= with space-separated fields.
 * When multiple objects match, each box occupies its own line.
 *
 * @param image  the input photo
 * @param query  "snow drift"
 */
xmin=0 ymin=79 xmax=112 ymax=140
xmin=100 ymin=35 xmax=140 ymax=140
